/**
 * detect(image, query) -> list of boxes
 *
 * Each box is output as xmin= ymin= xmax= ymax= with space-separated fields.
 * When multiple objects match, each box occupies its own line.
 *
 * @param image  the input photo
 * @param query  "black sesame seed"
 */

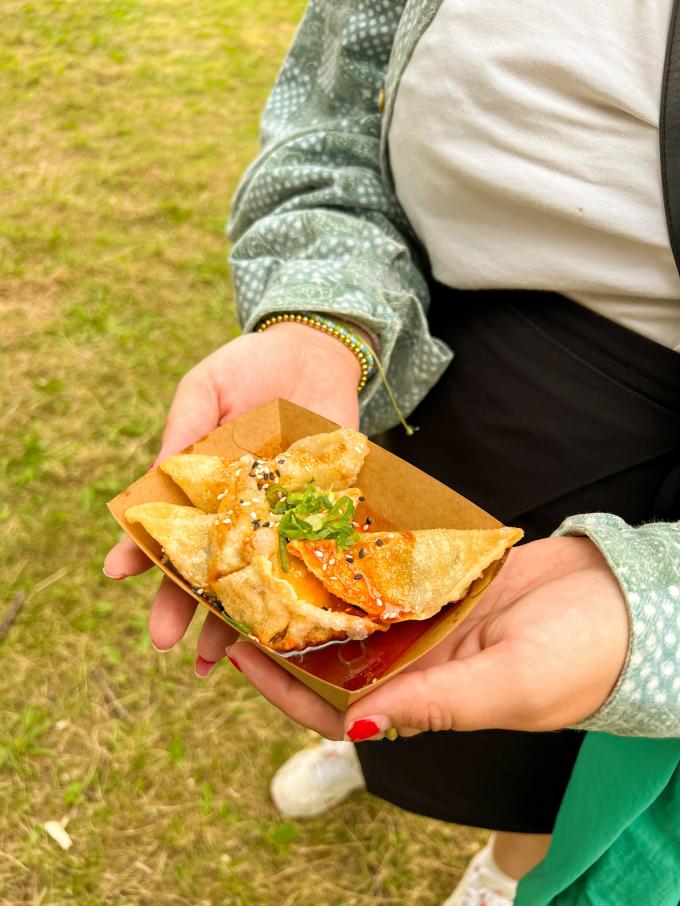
xmin=353 ymin=573 xmax=363 ymax=580
xmin=252 ymin=461 xmax=260 ymax=468
xmin=277 ymin=459 xmax=285 ymax=465
xmin=262 ymin=521 xmax=271 ymax=528
xmin=345 ymin=555 xmax=354 ymax=564
xmin=275 ymin=469 xmax=281 ymax=478
xmin=358 ymin=548 xmax=366 ymax=558
xmin=252 ymin=519 xmax=260 ymax=529
xmin=269 ymin=472 xmax=275 ymax=481
xmin=358 ymin=496 xmax=365 ymax=502
xmin=365 ymin=516 xmax=373 ymax=525
xmin=376 ymin=538 xmax=383 ymax=547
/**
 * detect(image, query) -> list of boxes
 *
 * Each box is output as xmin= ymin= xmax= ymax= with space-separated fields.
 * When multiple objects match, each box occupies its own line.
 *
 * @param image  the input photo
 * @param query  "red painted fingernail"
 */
xmin=346 ymin=718 xmax=382 ymax=742
xmin=102 ymin=566 xmax=125 ymax=580
xmin=226 ymin=653 xmax=242 ymax=673
xmin=147 ymin=462 xmax=156 ymax=472
xmin=195 ymin=656 xmax=216 ymax=677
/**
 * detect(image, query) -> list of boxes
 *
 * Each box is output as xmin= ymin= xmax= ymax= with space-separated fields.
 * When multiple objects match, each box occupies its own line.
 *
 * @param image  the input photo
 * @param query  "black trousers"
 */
xmin=357 ymin=286 xmax=680 ymax=832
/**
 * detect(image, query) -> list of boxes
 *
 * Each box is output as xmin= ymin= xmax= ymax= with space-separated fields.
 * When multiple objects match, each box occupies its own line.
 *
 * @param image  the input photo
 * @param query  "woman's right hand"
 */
xmin=103 ymin=321 xmax=362 ymax=673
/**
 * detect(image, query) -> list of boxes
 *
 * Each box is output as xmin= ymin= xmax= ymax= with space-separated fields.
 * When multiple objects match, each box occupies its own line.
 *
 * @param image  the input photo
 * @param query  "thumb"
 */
xmin=154 ymin=365 xmax=221 ymax=466
xmin=343 ymin=641 xmax=529 ymax=739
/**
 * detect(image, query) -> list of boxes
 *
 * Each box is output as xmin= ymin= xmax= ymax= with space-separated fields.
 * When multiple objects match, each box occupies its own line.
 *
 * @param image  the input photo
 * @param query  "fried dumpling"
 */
xmin=212 ymin=553 xmax=384 ymax=652
xmin=125 ymin=503 xmax=213 ymax=589
xmin=287 ymin=527 xmax=524 ymax=622
xmin=278 ymin=429 xmax=369 ymax=491
xmin=159 ymin=429 xmax=369 ymax=513
xmin=160 ymin=453 xmax=256 ymax=513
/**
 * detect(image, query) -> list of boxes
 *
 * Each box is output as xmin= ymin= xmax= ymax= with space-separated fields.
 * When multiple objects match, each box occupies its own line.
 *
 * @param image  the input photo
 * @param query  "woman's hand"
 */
xmin=103 ymin=323 xmax=362 ymax=672
xmin=226 ymin=536 xmax=630 ymax=739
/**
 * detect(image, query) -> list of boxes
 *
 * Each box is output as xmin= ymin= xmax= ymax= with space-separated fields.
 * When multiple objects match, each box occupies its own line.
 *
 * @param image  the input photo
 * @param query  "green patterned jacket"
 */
xmin=227 ymin=0 xmax=680 ymax=741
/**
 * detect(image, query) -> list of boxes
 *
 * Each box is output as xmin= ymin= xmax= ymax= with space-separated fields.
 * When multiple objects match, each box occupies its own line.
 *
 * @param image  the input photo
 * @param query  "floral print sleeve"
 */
xmin=227 ymin=0 xmax=452 ymax=435
xmin=556 ymin=514 xmax=680 ymax=738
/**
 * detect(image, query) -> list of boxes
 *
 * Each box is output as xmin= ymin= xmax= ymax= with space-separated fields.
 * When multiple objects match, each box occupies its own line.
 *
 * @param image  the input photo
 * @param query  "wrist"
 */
xmin=261 ymin=321 xmax=362 ymax=387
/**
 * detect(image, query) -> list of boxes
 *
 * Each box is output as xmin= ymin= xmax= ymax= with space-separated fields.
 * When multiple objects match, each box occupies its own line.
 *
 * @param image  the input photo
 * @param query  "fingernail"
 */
xmin=102 ymin=566 xmax=125 ymax=580
xmin=152 ymin=641 xmax=172 ymax=653
xmin=195 ymin=656 xmax=216 ymax=677
xmin=147 ymin=461 xmax=156 ymax=472
xmin=346 ymin=716 xmax=390 ymax=742
xmin=226 ymin=652 xmax=242 ymax=673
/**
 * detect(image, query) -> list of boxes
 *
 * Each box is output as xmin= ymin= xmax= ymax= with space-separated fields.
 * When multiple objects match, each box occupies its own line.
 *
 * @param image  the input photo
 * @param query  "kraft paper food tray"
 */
xmin=108 ymin=398 xmax=509 ymax=711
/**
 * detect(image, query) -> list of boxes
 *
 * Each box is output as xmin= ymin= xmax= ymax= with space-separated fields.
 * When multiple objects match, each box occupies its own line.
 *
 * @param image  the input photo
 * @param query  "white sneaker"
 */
xmin=270 ymin=739 xmax=366 ymax=818
xmin=443 ymin=837 xmax=517 ymax=906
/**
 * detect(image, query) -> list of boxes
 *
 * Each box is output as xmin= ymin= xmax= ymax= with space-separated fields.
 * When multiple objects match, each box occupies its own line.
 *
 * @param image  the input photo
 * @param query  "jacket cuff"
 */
xmin=555 ymin=514 xmax=680 ymax=737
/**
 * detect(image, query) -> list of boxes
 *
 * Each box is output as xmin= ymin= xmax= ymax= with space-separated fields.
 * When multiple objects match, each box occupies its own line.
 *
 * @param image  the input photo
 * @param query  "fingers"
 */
xmin=226 ymin=641 xmax=345 ymax=740
xmin=156 ymin=364 xmax=221 ymax=465
xmin=344 ymin=641 xmax=527 ymax=738
xmin=196 ymin=611 xmax=238 ymax=667
xmin=104 ymin=535 xmax=152 ymax=579
xmin=148 ymin=576 xmax=198 ymax=651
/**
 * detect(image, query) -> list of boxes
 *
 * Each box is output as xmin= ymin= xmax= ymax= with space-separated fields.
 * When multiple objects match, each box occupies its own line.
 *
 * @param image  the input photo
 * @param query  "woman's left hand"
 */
xmin=226 ymin=536 xmax=629 ymax=741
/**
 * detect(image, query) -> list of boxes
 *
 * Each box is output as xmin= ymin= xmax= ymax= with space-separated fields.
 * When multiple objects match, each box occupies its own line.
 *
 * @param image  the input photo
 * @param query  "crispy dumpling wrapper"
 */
xmin=125 ymin=503 xmax=212 ymax=590
xmin=213 ymin=554 xmax=384 ymax=652
xmin=287 ymin=527 xmax=524 ymax=622
xmin=160 ymin=428 xmax=368 ymax=512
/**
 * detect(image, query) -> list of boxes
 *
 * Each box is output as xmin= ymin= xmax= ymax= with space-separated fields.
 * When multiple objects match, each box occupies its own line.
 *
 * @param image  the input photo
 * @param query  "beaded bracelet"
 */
xmin=256 ymin=310 xmax=417 ymax=434
xmin=256 ymin=312 xmax=376 ymax=392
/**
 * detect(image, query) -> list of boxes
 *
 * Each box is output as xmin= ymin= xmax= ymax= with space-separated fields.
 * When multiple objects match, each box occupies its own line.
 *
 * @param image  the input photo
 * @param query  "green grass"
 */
xmin=0 ymin=2 xmax=484 ymax=903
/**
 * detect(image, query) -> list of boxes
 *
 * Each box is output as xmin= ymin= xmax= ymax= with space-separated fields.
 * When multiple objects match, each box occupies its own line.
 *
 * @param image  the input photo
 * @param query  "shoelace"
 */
xmin=462 ymin=862 xmax=515 ymax=906
xmin=312 ymin=742 xmax=361 ymax=790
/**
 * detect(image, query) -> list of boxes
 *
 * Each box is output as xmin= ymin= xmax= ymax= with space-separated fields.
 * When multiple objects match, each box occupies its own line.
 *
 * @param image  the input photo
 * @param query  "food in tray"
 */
xmin=125 ymin=428 xmax=523 ymax=653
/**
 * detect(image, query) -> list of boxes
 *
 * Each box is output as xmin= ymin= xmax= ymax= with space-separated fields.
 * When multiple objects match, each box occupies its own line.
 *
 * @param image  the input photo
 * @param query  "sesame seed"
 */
xmin=214 ymin=519 xmax=220 ymax=525
xmin=322 ymin=564 xmax=327 ymax=571
xmin=252 ymin=461 xmax=260 ymax=468
xmin=240 ymin=500 xmax=250 ymax=506
xmin=252 ymin=519 xmax=260 ymax=529
xmin=196 ymin=588 xmax=203 ymax=595
xmin=359 ymin=496 xmax=365 ymax=502
xmin=222 ymin=518 xmax=232 ymax=524
xmin=217 ymin=492 xmax=225 ymax=500
xmin=275 ymin=469 xmax=280 ymax=478
xmin=262 ymin=521 xmax=270 ymax=528
xmin=345 ymin=555 xmax=354 ymax=564
xmin=376 ymin=598 xmax=383 ymax=606
xmin=235 ymin=469 xmax=241 ymax=476
xmin=262 ymin=483 xmax=269 ymax=489
xmin=358 ymin=548 xmax=365 ymax=558
xmin=365 ymin=516 xmax=373 ymax=525
xmin=376 ymin=539 xmax=383 ymax=547
xmin=329 ymin=558 xmax=336 ymax=565
xmin=353 ymin=573 xmax=363 ymax=580
xmin=250 ymin=511 xmax=257 ymax=519
xmin=278 ymin=459 xmax=285 ymax=465
xmin=314 ymin=550 xmax=324 ymax=559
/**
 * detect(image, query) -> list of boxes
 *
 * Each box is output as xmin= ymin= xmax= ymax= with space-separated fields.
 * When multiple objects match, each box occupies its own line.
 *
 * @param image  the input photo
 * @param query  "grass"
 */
xmin=0 ymin=2 xmax=484 ymax=903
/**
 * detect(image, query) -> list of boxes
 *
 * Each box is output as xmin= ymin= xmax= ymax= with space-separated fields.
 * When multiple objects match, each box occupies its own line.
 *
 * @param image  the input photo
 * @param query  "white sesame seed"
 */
xmin=216 ymin=492 xmax=225 ymax=500
xmin=214 ymin=519 xmax=219 ymax=525
xmin=322 ymin=564 xmax=327 ymax=571
xmin=376 ymin=598 xmax=382 ymax=606
xmin=240 ymin=500 xmax=250 ymax=506
xmin=329 ymin=558 xmax=336 ymax=565
xmin=223 ymin=518 xmax=232 ymax=524
xmin=250 ymin=511 xmax=257 ymax=519
xmin=235 ymin=469 xmax=241 ymax=476
xmin=196 ymin=588 xmax=203 ymax=594
xmin=314 ymin=551 xmax=324 ymax=559
xmin=262 ymin=483 xmax=269 ymax=489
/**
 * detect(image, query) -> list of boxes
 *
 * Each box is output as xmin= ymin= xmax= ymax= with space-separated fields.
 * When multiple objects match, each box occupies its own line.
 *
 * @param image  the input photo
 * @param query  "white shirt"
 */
xmin=389 ymin=0 xmax=680 ymax=351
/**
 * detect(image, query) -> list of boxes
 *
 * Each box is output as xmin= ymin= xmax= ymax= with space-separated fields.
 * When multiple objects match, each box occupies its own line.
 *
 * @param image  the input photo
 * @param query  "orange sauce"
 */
xmin=282 ymin=502 xmax=458 ymax=690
